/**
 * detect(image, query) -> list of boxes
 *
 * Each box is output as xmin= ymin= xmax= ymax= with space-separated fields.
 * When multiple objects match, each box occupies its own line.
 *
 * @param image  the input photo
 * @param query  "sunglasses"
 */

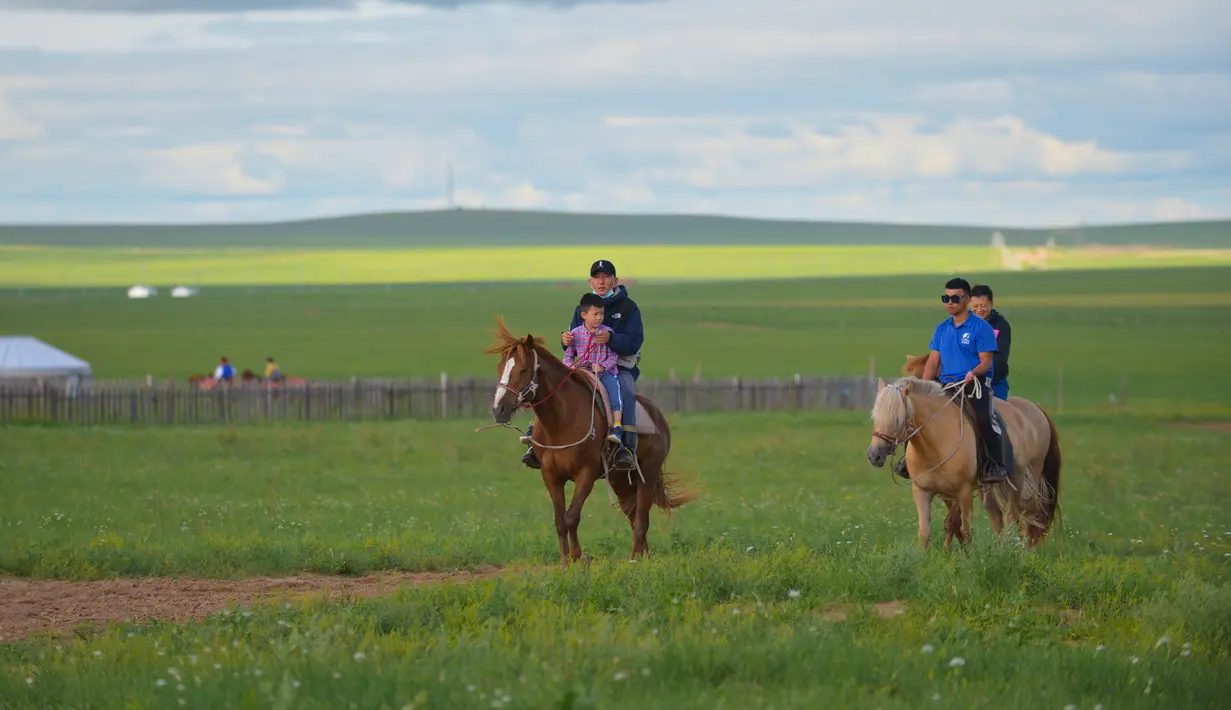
xmin=940 ymin=294 xmax=966 ymax=304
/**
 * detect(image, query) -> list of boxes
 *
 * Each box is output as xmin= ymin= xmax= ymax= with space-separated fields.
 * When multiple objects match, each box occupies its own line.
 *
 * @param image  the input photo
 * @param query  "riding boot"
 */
xmin=970 ymin=378 xmax=1008 ymax=483
xmin=519 ymin=422 xmax=541 ymax=469
xmin=615 ymin=430 xmax=636 ymax=469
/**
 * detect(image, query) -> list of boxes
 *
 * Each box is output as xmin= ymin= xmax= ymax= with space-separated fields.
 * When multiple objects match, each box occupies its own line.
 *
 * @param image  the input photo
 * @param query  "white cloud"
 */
xmin=0 ymin=0 xmax=1227 ymax=225
xmin=148 ymin=143 xmax=281 ymax=195
xmin=0 ymin=89 xmax=42 ymax=140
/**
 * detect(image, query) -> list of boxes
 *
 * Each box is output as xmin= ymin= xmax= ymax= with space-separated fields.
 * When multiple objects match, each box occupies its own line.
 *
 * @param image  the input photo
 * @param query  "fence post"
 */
xmin=441 ymin=372 xmax=449 ymax=418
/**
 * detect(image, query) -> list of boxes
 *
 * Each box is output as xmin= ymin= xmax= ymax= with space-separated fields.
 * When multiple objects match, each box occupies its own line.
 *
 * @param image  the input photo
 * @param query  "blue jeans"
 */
xmin=617 ymin=369 xmax=636 ymax=430
xmin=992 ymin=379 xmax=1009 ymax=400
xmin=599 ymin=371 xmax=623 ymax=415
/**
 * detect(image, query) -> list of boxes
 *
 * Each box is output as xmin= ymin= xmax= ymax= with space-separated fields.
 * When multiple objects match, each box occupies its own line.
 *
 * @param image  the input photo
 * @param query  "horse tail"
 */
xmin=651 ymin=418 xmax=699 ymax=512
xmin=1039 ymin=407 xmax=1063 ymax=534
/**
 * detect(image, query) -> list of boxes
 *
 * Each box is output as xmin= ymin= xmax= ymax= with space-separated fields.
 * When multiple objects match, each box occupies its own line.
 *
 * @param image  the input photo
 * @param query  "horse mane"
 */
xmin=871 ymin=376 xmax=948 ymax=431
xmin=484 ymin=315 xmax=546 ymax=359
xmin=902 ymin=353 xmax=929 ymax=377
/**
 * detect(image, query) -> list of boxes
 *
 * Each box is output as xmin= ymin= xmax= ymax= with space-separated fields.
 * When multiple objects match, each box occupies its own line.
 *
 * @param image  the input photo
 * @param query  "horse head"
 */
xmin=485 ymin=316 xmax=548 ymax=424
xmin=867 ymin=376 xmax=918 ymax=467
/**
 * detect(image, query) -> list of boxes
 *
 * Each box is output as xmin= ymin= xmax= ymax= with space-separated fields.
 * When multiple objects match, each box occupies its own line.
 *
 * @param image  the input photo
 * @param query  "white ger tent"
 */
xmin=0 ymin=336 xmax=93 ymax=387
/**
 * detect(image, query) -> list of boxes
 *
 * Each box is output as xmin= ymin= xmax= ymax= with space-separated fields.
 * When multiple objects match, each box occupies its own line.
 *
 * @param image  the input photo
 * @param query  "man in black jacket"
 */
xmin=520 ymin=259 xmax=644 ymax=471
xmin=969 ymin=284 xmax=1011 ymax=400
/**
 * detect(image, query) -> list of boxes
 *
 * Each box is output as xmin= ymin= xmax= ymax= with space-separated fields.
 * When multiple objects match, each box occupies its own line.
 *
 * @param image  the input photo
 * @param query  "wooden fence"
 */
xmin=0 ymin=374 xmax=878 ymax=426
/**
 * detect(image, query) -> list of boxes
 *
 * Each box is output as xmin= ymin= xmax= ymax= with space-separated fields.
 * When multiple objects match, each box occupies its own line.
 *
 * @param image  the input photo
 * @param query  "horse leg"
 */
xmin=543 ymin=472 xmax=570 ymax=568
xmin=631 ymin=480 xmax=655 ymax=559
xmin=563 ymin=468 xmax=599 ymax=564
xmin=981 ymin=491 xmax=1005 ymax=537
xmin=942 ymin=499 xmax=960 ymax=551
xmin=957 ymin=485 xmax=976 ymax=547
xmin=913 ymin=484 xmax=935 ymax=549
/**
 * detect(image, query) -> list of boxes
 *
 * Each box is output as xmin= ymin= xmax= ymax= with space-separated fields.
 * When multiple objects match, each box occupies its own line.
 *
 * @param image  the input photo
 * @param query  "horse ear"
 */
xmin=877 ymin=377 xmax=886 ymax=391
xmin=904 ymin=353 xmax=914 ymax=361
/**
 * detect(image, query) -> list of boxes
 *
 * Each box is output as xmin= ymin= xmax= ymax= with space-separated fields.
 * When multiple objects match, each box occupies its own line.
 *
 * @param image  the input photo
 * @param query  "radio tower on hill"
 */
xmin=446 ymin=162 xmax=455 ymax=209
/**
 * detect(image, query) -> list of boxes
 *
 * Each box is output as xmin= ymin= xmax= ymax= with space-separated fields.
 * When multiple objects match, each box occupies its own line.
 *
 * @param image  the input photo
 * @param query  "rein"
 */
xmin=877 ymin=378 xmax=980 ymax=486
xmin=477 ymin=343 xmax=602 ymax=452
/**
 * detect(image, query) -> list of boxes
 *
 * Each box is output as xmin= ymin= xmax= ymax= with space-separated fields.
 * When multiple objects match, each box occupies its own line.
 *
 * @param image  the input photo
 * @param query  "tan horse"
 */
xmin=485 ymin=317 xmax=697 ymax=566
xmin=866 ymin=370 xmax=1063 ymax=550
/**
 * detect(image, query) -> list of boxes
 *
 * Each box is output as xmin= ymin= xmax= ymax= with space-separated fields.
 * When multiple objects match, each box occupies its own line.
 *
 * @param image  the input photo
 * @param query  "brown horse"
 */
xmin=866 ymin=369 xmax=1063 ymax=551
xmin=484 ymin=316 xmax=697 ymax=565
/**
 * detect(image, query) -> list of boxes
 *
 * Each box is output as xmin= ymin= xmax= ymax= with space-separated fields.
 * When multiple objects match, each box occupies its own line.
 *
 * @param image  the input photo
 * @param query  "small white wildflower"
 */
xmin=1131 ymin=656 xmax=1141 ymax=664
xmin=353 ymin=651 xmax=366 ymax=661
xmin=948 ymin=657 xmax=966 ymax=668
xmin=93 ymin=650 xmax=102 ymax=657
xmin=1155 ymin=635 xmax=1170 ymax=648
xmin=921 ymin=644 xmax=935 ymax=654
xmin=1096 ymin=644 xmax=1106 ymax=652
xmin=214 ymin=664 xmax=222 ymax=670
xmin=788 ymin=589 xmax=801 ymax=599
xmin=467 ymin=685 xmax=476 ymax=692
xmin=932 ymin=693 xmax=940 ymax=701
xmin=732 ymin=608 xmax=741 ymax=615
xmin=177 ymin=684 xmax=186 ymax=691
xmin=613 ymin=671 xmax=628 ymax=681
xmin=745 ymin=546 xmax=754 ymax=552
xmin=253 ymin=669 xmax=262 ymax=677
xmin=641 ymin=668 xmax=650 ymax=676
xmin=26 ymin=677 xmax=34 ymax=686
xmin=155 ymin=679 xmax=167 ymax=687
xmin=332 ymin=672 xmax=342 ymax=680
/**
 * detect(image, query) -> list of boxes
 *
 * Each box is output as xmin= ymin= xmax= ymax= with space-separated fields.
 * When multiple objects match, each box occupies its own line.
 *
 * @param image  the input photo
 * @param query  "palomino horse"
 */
xmin=484 ymin=317 xmax=697 ymax=565
xmin=866 ymin=365 xmax=1062 ymax=550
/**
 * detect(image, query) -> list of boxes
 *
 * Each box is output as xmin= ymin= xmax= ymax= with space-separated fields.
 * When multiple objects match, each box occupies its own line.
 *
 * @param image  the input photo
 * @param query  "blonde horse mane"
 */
xmin=870 ymin=376 xmax=949 ymax=433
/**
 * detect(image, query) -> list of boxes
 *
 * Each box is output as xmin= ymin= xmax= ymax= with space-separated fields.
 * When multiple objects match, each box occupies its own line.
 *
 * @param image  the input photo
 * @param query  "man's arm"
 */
xmin=921 ymin=351 xmax=941 ymax=381
xmin=607 ymin=305 xmax=644 ymax=356
xmin=972 ymin=351 xmax=993 ymax=377
xmin=973 ymin=319 xmax=998 ymax=378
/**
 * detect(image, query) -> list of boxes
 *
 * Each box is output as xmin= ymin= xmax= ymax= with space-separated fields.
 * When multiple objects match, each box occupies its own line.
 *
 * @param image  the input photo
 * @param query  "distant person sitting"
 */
xmin=264 ymin=357 xmax=283 ymax=382
xmin=212 ymin=357 xmax=235 ymax=382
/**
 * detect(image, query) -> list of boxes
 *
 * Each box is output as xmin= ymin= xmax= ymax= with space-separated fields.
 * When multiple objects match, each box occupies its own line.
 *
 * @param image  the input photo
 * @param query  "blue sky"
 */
xmin=0 ymin=0 xmax=1228 ymax=226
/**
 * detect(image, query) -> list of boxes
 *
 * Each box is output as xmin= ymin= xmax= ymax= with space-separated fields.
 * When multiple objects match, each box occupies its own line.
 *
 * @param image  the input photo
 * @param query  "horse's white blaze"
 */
xmin=493 ymin=357 xmax=515 ymax=408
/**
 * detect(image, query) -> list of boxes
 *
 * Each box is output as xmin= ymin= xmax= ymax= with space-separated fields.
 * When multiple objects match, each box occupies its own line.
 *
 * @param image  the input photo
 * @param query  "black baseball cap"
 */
xmin=590 ymin=259 xmax=616 ymax=277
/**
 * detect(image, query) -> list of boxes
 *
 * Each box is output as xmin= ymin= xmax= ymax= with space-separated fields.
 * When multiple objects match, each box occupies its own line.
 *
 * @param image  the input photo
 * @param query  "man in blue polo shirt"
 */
xmin=910 ymin=277 xmax=1009 ymax=483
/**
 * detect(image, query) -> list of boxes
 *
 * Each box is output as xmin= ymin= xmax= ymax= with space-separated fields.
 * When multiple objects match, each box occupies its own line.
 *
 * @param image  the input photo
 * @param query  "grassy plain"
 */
xmin=1 ymin=412 xmax=1229 ymax=707
xmin=3 ymin=266 xmax=1229 ymax=412
xmin=4 ymin=243 xmax=1231 ymax=288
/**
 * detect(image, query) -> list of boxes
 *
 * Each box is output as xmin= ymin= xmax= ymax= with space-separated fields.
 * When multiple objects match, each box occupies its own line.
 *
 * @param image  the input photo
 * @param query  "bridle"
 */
xmin=496 ymin=348 xmax=543 ymax=408
xmin=873 ymin=379 xmax=974 ymax=485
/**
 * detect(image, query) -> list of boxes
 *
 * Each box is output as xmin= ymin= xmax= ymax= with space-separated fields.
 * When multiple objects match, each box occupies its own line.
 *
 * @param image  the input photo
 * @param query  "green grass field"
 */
xmin=4 ymin=243 xmax=1231 ymax=288
xmin=3 ymin=216 xmax=1231 ymax=707
xmin=4 ymin=266 xmax=1229 ymax=413
xmin=1 ymin=412 xmax=1229 ymax=708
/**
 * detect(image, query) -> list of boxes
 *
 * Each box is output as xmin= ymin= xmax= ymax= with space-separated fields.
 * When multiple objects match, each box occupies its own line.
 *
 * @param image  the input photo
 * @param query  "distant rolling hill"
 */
xmin=1 ymin=208 xmax=1228 ymax=249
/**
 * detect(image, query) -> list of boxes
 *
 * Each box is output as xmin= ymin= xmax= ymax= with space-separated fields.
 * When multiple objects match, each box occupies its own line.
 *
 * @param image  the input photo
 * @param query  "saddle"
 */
xmin=571 ymin=368 xmax=657 ymax=436
xmin=959 ymin=396 xmax=1016 ymax=482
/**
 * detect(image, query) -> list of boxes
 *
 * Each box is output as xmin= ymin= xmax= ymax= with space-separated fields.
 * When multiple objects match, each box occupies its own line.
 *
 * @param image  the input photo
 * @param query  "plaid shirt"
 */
xmin=563 ymin=324 xmax=618 ymax=374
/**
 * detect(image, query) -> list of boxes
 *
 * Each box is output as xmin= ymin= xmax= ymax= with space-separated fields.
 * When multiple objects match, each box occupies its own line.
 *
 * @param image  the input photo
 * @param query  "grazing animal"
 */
xmin=485 ymin=316 xmax=696 ymax=566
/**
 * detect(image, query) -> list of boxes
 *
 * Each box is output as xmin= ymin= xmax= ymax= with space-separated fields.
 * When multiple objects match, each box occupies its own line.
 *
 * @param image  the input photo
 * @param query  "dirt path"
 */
xmin=0 ymin=567 xmax=508 ymax=642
